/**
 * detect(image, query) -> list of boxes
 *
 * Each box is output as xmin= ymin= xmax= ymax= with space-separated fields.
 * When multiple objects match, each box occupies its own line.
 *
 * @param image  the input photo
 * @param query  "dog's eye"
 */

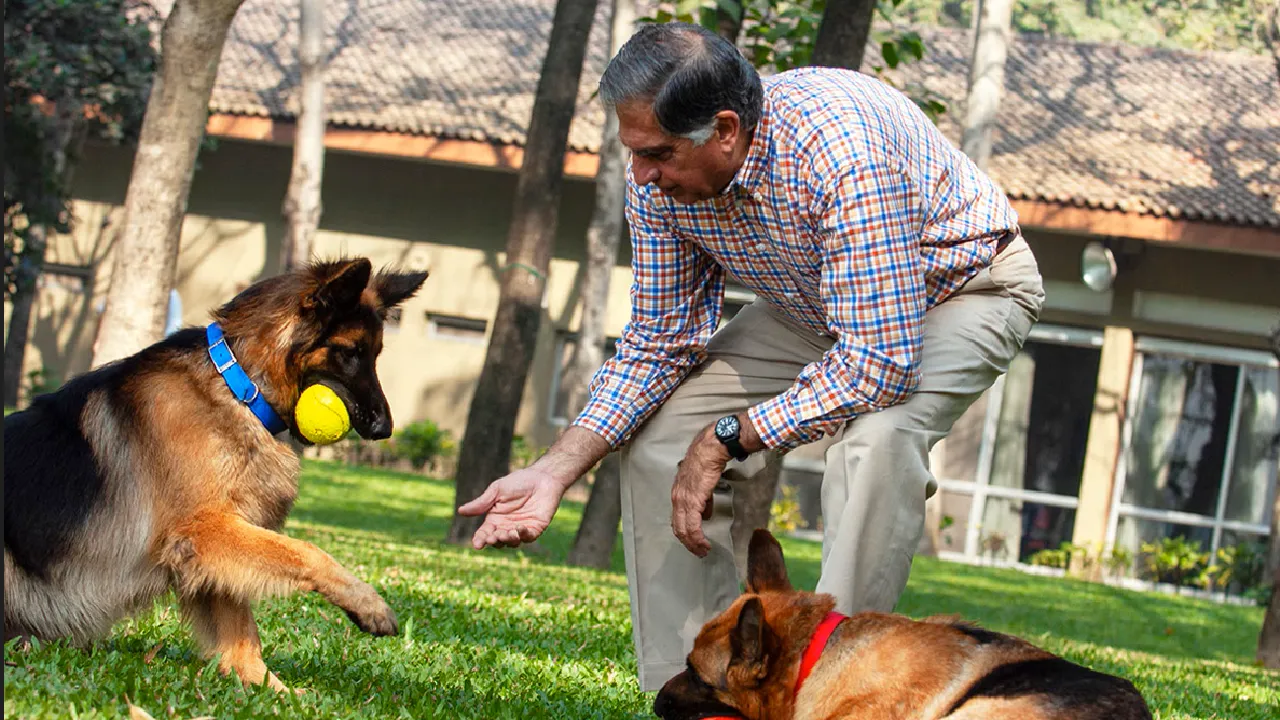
xmin=686 ymin=660 xmax=710 ymax=689
xmin=331 ymin=345 xmax=362 ymax=369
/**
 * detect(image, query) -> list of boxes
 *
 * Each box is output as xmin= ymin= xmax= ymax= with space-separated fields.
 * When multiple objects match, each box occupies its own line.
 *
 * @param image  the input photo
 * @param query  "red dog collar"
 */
xmin=794 ymin=611 xmax=848 ymax=695
xmin=701 ymin=610 xmax=848 ymax=720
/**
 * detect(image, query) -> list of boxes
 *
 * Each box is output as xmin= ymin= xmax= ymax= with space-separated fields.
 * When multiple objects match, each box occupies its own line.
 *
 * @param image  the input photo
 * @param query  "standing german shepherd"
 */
xmin=4 ymin=257 xmax=426 ymax=690
xmin=655 ymin=529 xmax=1151 ymax=720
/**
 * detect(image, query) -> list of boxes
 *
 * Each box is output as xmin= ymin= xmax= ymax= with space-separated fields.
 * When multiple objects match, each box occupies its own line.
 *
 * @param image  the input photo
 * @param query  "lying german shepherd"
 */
xmin=4 ymin=258 xmax=426 ymax=690
xmin=655 ymin=529 xmax=1151 ymax=720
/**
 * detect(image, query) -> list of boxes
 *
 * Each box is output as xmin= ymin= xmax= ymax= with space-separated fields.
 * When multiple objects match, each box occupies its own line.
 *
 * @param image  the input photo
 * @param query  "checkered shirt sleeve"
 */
xmin=747 ymin=158 xmax=926 ymax=449
xmin=572 ymin=178 xmax=724 ymax=447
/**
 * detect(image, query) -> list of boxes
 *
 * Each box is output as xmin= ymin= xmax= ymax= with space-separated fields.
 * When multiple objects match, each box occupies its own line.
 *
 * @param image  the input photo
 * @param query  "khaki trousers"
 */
xmin=619 ymin=238 xmax=1045 ymax=691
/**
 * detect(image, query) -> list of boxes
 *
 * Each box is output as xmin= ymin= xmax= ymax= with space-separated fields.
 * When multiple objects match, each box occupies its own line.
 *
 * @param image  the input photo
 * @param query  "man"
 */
xmin=459 ymin=22 xmax=1044 ymax=691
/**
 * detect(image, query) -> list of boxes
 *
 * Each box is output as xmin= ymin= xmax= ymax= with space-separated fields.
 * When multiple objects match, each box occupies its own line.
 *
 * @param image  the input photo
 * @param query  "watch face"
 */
xmin=715 ymin=415 xmax=740 ymax=439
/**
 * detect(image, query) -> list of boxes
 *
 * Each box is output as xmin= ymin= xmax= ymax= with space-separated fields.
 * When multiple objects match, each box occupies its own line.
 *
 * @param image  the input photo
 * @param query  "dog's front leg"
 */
xmin=181 ymin=590 xmax=289 ymax=691
xmin=161 ymin=513 xmax=398 ymax=636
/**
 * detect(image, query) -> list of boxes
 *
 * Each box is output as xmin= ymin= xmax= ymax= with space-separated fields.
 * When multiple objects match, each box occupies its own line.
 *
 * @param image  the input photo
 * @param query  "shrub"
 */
xmin=390 ymin=419 xmax=454 ymax=471
xmin=1104 ymin=545 xmax=1135 ymax=579
xmin=1140 ymin=536 xmax=1209 ymax=590
xmin=769 ymin=483 xmax=805 ymax=534
xmin=1200 ymin=541 xmax=1268 ymax=597
xmin=509 ymin=435 xmax=544 ymax=470
xmin=1029 ymin=547 xmax=1070 ymax=569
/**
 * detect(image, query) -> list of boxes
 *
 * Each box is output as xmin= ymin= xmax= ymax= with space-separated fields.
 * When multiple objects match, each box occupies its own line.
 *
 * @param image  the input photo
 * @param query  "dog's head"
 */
xmin=215 ymin=257 xmax=428 ymax=442
xmin=653 ymin=529 xmax=834 ymax=720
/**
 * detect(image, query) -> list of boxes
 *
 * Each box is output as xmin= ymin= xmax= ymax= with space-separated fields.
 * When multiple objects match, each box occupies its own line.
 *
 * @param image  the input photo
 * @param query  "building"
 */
xmin=16 ymin=1 xmax=1280 ymax=585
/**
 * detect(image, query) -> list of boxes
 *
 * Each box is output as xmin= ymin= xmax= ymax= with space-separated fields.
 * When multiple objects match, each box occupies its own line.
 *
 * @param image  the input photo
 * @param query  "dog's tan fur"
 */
xmin=4 ymin=258 xmax=425 ymax=690
xmin=654 ymin=530 xmax=1151 ymax=720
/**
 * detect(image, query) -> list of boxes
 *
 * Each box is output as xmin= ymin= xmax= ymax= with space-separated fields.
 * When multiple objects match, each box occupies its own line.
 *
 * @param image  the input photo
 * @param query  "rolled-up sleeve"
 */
xmin=573 ymin=179 xmax=724 ymax=448
xmin=748 ymin=160 xmax=926 ymax=450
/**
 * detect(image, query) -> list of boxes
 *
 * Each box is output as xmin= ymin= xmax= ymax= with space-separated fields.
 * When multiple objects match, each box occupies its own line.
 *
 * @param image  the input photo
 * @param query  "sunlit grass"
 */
xmin=4 ymin=460 xmax=1274 ymax=719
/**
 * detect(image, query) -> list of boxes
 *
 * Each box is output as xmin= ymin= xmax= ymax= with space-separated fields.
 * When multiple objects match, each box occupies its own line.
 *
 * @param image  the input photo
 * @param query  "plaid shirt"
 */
xmin=575 ymin=67 xmax=1020 ymax=451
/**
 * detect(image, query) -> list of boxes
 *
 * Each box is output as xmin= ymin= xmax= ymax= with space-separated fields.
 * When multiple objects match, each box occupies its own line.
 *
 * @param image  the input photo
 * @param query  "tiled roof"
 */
xmin=201 ymin=0 xmax=1279 ymax=228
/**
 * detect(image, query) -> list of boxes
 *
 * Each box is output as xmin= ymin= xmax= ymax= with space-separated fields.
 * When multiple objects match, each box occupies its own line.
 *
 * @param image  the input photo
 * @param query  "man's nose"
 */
xmin=632 ymin=159 xmax=659 ymax=185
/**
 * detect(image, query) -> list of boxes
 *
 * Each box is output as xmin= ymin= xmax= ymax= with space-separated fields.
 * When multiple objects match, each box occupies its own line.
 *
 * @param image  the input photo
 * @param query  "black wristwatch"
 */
xmin=714 ymin=414 xmax=750 ymax=461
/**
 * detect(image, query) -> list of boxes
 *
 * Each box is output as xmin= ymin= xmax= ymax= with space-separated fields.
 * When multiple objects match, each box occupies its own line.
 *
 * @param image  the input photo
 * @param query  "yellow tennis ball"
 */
xmin=295 ymin=384 xmax=351 ymax=445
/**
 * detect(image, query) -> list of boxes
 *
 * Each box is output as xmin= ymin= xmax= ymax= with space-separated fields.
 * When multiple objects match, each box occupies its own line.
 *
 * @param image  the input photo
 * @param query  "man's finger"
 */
xmin=701 ymin=493 xmax=714 ymax=521
xmin=458 ymin=485 xmax=499 ymax=515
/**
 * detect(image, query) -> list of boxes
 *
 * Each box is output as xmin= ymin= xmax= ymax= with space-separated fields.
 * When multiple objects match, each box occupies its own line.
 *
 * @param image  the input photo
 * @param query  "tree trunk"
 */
xmin=564 ymin=0 xmax=635 ymax=568
xmin=811 ymin=0 xmax=877 ymax=70
xmin=4 ymin=224 xmax=48 ymax=406
xmin=730 ymin=455 xmax=785 ymax=581
xmin=1258 ymin=323 xmax=1280 ymax=668
xmin=567 ymin=452 xmax=623 ymax=567
xmin=1266 ymin=0 xmax=1280 ymax=81
xmin=91 ymin=0 xmax=248 ymax=368
xmin=714 ymin=0 xmax=743 ymax=43
xmin=4 ymin=99 xmax=88 ymax=406
xmin=280 ymin=0 xmax=327 ymax=272
xmin=961 ymin=0 xmax=1014 ymax=171
xmin=447 ymin=0 xmax=601 ymax=544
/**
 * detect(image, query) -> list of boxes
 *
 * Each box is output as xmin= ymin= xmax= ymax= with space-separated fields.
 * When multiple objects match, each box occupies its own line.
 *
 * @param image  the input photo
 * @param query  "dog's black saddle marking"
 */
xmin=3 ymin=329 xmax=205 ymax=578
xmin=945 ymin=657 xmax=1152 ymax=719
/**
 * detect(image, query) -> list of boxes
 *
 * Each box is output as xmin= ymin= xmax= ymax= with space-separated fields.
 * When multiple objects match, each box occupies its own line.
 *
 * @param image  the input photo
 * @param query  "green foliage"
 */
xmin=1140 ymin=536 xmax=1211 ymax=590
xmin=1029 ymin=545 xmax=1071 ymax=569
xmin=24 ymin=366 xmax=58 ymax=400
xmin=1029 ymin=541 xmax=1097 ymax=571
xmin=509 ymin=435 xmax=546 ymax=470
xmin=4 ymin=0 xmax=157 ymax=300
xmin=2 ymin=460 xmax=1273 ymax=719
xmin=1196 ymin=541 xmax=1268 ymax=597
xmin=642 ymin=1 xmax=949 ymax=121
xmin=1104 ymin=544 xmax=1135 ymax=579
xmin=768 ymin=482 xmax=805 ymax=533
xmin=389 ymin=419 xmax=455 ymax=471
xmin=895 ymin=0 xmax=1271 ymax=54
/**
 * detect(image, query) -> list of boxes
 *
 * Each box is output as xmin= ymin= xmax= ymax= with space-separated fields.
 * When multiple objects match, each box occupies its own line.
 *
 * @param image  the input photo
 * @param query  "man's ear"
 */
xmin=713 ymin=109 xmax=741 ymax=151
xmin=373 ymin=269 xmax=429 ymax=310
xmin=746 ymin=529 xmax=793 ymax=594
xmin=729 ymin=596 xmax=774 ymax=681
xmin=305 ymin=258 xmax=372 ymax=316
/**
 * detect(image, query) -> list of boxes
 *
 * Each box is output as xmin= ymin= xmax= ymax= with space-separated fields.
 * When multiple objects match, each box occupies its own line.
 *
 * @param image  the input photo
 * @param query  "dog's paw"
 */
xmin=341 ymin=585 xmax=399 ymax=637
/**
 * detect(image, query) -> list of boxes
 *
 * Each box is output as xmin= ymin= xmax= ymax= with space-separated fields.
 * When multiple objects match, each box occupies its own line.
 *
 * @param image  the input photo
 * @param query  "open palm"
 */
xmin=458 ymin=468 xmax=565 ymax=549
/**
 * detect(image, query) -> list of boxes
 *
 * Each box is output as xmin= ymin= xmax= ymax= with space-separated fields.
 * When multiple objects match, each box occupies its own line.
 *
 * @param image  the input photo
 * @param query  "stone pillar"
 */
xmin=1070 ymin=325 xmax=1135 ymax=580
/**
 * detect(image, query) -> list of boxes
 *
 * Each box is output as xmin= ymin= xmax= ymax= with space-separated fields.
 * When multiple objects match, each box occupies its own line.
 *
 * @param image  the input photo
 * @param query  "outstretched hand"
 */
xmin=457 ymin=467 xmax=567 ymax=550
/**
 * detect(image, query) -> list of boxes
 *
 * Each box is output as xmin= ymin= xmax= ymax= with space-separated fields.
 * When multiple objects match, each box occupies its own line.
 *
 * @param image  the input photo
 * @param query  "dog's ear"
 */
xmin=373 ymin=269 xmax=429 ymax=310
xmin=729 ymin=596 xmax=774 ymax=683
xmin=306 ymin=258 xmax=372 ymax=316
xmin=746 ymin=529 xmax=792 ymax=594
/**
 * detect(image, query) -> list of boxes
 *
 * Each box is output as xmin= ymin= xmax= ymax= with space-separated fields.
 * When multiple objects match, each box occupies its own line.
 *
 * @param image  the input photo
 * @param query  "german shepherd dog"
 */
xmin=655 ymin=530 xmax=1151 ymax=720
xmin=4 ymin=258 xmax=426 ymax=690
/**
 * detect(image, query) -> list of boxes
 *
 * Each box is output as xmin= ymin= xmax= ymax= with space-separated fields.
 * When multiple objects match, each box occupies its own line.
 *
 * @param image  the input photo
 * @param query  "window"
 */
xmin=1108 ymin=339 xmax=1279 ymax=582
xmin=921 ymin=324 xmax=1105 ymax=564
xmin=426 ymin=314 xmax=487 ymax=344
xmin=548 ymin=332 xmax=620 ymax=425
xmin=383 ymin=306 xmax=402 ymax=334
xmin=37 ymin=263 xmax=94 ymax=294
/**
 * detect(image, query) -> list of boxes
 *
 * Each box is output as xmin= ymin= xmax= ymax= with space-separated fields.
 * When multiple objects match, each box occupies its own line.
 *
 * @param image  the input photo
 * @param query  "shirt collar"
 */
xmin=725 ymin=93 xmax=773 ymax=200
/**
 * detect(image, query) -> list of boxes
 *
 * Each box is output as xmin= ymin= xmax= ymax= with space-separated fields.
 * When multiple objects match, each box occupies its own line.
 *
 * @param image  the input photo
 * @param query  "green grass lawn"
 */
xmin=4 ymin=461 xmax=1277 ymax=719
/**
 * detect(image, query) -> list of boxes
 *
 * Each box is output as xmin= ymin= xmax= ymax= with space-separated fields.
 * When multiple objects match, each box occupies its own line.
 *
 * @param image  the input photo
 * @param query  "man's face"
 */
xmin=616 ymin=100 xmax=744 ymax=204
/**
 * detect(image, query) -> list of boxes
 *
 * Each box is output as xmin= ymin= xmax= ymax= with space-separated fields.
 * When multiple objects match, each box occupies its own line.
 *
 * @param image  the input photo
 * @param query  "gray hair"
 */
xmin=599 ymin=22 xmax=762 ymax=145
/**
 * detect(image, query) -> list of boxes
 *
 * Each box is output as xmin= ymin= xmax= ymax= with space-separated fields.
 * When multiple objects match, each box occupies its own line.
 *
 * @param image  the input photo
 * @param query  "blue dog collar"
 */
xmin=206 ymin=323 xmax=287 ymax=435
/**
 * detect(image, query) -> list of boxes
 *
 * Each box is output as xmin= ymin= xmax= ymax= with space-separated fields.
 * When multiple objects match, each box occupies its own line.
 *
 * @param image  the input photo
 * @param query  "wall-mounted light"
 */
xmin=1080 ymin=238 xmax=1144 ymax=293
xmin=1081 ymin=241 xmax=1117 ymax=292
